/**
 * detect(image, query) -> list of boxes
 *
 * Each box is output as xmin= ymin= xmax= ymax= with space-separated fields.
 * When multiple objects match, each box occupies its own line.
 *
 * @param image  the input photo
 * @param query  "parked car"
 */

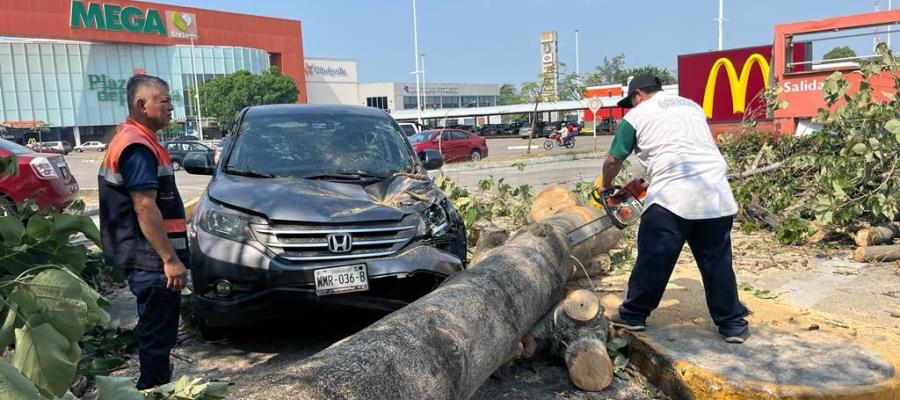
xmin=499 ymin=122 xmax=523 ymax=135
xmin=182 ymin=104 xmax=467 ymax=338
xmin=169 ymin=135 xmax=200 ymax=142
xmin=74 ymin=141 xmax=107 ymax=152
xmin=0 ymin=139 xmax=79 ymax=215
xmin=34 ymin=141 xmax=72 ymax=155
xmin=164 ymin=141 xmax=215 ymax=171
xmin=518 ymin=121 xmax=548 ymax=138
xmin=398 ymin=122 xmax=422 ymax=136
xmin=597 ymin=118 xmax=618 ymax=134
xmin=409 ymin=129 xmax=489 ymax=162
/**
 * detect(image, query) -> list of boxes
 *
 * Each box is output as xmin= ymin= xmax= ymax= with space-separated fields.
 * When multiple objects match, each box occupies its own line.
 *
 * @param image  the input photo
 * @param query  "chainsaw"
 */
xmin=567 ymin=178 xmax=648 ymax=246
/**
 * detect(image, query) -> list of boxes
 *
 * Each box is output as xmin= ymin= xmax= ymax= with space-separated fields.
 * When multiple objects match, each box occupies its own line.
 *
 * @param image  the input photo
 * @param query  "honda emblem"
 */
xmin=327 ymin=233 xmax=353 ymax=253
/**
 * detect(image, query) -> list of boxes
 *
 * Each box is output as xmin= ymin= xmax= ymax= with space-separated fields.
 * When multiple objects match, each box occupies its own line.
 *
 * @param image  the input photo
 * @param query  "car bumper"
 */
xmin=189 ymin=229 xmax=464 ymax=326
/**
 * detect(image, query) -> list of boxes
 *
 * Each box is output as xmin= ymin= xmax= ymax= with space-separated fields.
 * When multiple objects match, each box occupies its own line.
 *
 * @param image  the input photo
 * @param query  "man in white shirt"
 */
xmin=598 ymin=74 xmax=750 ymax=343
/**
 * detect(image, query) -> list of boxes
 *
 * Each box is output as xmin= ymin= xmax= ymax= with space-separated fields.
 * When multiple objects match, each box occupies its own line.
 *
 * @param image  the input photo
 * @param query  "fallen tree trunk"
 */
xmin=854 ymin=245 xmax=900 ymax=262
xmin=471 ymin=226 xmax=509 ymax=265
xmin=239 ymin=186 xmax=622 ymax=400
xmin=854 ymin=223 xmax=900 ymax=247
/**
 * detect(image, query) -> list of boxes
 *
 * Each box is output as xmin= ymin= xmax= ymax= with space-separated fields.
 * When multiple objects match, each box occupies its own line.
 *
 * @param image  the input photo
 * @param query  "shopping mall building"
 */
xmin=0 ymin=0 xmax=305 ymax=145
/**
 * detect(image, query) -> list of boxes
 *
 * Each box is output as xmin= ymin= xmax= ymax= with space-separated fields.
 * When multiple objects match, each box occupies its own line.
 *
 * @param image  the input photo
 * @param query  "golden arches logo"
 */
xmin=702 ymin=53 xmax=770 ymax=118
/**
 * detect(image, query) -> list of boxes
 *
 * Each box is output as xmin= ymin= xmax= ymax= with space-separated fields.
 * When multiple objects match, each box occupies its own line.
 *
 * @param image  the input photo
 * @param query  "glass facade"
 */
xmin=401 ymin=95 xmax=499 ymax=110
xmin=0 ymin=41 xmax=269 ymax=130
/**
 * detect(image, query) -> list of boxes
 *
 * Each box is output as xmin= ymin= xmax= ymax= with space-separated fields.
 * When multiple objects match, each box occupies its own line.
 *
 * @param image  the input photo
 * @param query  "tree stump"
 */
xmin=855 ymin=223 xmax=900 ymax=247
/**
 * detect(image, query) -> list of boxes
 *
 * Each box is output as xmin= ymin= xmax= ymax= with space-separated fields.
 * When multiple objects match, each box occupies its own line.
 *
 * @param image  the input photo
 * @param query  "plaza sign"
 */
xmin=70 ymin=1 xmax=198 ymax=39
xmin=87 ymin=74 xmax=182 ymax=106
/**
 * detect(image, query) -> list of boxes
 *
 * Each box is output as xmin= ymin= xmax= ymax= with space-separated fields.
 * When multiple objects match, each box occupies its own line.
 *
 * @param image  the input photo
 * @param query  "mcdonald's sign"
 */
xmin=678 ymin=44 xmax=809 ymax=122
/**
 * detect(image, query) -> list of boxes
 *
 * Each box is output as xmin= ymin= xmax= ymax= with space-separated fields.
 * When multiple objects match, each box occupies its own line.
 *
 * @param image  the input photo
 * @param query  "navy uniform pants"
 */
xmin=617 ymin=205 xmax=749 ymax=336
xmin=127 ymin=269 xmax=181 ymax=390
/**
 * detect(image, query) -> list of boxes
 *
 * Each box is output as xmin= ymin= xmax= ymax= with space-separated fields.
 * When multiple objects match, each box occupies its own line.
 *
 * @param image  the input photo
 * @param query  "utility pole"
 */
xmin=189 ymin=38 xmax=203 ymax=141
xmin=715 ymin=0 xmax=725 ymax=50
xmin=575 ymin=29 xmax=580 ymax=76
xmin=412 ymin=0 xmax=422 ymax=124
xmin=420 ymin=53 xmax=426 ymax=107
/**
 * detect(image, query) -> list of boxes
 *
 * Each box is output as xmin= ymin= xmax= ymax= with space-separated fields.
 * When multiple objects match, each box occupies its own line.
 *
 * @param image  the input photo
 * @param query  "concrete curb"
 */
xmin=621 ymin=327 xmax=899 ymax=400
xmin=441 ymin=151 xmax=604 ymax=172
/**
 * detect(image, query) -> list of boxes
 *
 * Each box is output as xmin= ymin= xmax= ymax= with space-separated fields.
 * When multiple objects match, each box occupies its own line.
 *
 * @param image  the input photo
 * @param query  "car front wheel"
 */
xmin=469 ymin=150 xmax=482 ymax=161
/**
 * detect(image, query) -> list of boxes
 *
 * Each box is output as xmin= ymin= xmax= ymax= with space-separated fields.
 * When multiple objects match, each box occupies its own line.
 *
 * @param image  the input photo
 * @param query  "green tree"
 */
xmin=823 ymin=46 xmax=857 ymax=62
xmin=617 ymin=65 xmax=678 ymax=85
xmin=193 ymin=67 xmax=299 ymax=131
xmin=584 ymin=53 xmax=626 ymax=86
xmin=499 ymin=83 xmax=522 ymax=105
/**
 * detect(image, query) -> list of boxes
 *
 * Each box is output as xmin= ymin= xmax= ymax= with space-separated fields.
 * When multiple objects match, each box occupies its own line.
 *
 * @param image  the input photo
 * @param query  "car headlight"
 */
xmin=197 ymin=197 xmax=258 ymax=241
xmin=425 ymin=203 xmax=449 ymax=237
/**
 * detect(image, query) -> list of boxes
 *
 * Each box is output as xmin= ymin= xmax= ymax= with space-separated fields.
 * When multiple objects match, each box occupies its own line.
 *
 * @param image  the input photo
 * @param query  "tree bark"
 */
xmin=854 ymin=245 xmax=900 ymax=262
xmin=854 ymin=223 xmax=900 ymax=247
xmin=743 ymin=196 xmax=782 ymax=230
xmin=471 ymin=226 xmax=509 ymax=265
xmin=565 ymin=337 xmax=614 ymax=391
xmin=238 ymin=187 xmax=621 ymax=400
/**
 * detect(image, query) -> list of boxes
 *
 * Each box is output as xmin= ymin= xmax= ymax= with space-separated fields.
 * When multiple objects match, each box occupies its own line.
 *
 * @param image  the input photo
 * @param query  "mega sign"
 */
xmin=678 ymin=44 xmax=808 ymax=122
xmin=70 ymin=1 xmax=198 ymax=39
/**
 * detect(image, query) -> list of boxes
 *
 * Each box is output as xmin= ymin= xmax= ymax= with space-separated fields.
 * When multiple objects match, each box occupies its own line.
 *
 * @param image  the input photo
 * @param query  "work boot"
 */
xmin=610 ymin=313 xmax=646 ymax=331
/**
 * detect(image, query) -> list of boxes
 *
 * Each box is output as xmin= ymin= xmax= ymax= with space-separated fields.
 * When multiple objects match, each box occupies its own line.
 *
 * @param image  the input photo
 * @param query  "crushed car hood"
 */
xmin=208 ymin=173 xmax=441 ymax=223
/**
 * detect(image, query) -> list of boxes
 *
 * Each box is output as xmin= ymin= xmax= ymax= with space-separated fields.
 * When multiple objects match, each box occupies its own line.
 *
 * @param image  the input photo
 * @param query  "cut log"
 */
xmin=743 ymin=197 xmax=782 ymax=230
xmin=854 ymin=245 xmax=900 ymax=262
xmin=565 ymin=337 xmax=614 ymax=391
xmin=563 ymin=289 xmax=601 ymax=322
xmin=530 ymin=185 xmax=584 ymax=223
xmin=236 ymin=187 xmax=622 ymax=400
xmin=855 ymin=223 xmax=900 ymax=247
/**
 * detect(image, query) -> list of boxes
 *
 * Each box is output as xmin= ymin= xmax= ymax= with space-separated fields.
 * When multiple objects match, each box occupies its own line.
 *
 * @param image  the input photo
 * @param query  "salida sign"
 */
xmin=70 ymin=1 xmax=198 ymax=39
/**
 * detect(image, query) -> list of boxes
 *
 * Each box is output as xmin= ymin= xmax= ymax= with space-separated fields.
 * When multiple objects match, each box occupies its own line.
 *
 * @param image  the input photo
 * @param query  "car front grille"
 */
xmin=250 ymin=218 xmax=419 ymax=262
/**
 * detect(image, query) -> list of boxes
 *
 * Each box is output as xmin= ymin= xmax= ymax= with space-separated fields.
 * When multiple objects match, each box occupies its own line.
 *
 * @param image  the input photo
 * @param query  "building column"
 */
xmin=73 ymin=127 xmax=82 ymax=146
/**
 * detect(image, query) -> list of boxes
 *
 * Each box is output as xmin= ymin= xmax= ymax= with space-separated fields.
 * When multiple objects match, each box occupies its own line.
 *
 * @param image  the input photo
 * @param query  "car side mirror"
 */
xmin=421 ymin=149 xmax=444 ymax=170
xmin=183 ymin=152 xmax=214 ymax=175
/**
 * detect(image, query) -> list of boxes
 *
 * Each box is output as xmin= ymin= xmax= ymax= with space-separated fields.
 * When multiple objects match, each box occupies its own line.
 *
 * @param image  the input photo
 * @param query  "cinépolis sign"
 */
xmin=70 ymin=1 xmax=198 ymax=39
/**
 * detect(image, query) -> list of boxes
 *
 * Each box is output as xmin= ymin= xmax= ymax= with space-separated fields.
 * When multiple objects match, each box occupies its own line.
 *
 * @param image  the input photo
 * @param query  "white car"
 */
xmin=74 ymin=141 xmax=107 ymax=152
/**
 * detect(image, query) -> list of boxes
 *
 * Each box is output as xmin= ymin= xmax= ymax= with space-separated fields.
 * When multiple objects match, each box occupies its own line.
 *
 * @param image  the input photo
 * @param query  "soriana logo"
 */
xmin=166 ymin=10 xmax=198 ymax=39
xmin=70 ymin=1 xmax=198 ymax=39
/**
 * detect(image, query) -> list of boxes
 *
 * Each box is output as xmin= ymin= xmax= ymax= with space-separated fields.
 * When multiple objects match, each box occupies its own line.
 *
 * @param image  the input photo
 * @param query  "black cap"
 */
xmin=617 ymin=74 xmax=663 ymax=108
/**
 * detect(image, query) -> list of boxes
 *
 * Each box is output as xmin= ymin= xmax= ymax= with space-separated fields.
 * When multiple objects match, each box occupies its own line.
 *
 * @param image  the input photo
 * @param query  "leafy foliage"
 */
xmin=605 ymin=335 xmax=630 ymax=379
xmin=97 ymin=375 xmax=230 ymax=400
xmin=193 ymin=67 xmax=299 ymax=131
xmin=721 ymin=43 xmax=899 ymax=243
xmin=434 ymin=175 xmax=534 ymax=242
xmin=823 ymin=46 xmax=857 ymax=62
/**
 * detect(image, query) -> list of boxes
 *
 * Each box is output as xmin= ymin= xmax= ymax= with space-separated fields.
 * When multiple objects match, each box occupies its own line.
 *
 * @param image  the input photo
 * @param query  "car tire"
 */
xmin=469 ymin=150 xmax=482 ymax=162
xmin=76 ymin=149 xmax=83 ymax=153
xmin=196 ymin=318 xmax=227 ymax=341
xmin=543 ymin=140 xmax=554 ymax=150
xmin=172 ymin=160 xmax=182 ymax=171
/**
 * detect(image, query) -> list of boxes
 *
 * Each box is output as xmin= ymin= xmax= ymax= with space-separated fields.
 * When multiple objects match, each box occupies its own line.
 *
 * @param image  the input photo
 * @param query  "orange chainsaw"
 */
xmin=567 ymin=178 xmax=648 ymax=246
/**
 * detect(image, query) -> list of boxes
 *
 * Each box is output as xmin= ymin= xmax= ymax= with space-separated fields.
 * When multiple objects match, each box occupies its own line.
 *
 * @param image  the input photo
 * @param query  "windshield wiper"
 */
xmin=303 ymin=172 xmax=388 ymax=182
xmin=224 ymin=166 xmax=276 ymax=178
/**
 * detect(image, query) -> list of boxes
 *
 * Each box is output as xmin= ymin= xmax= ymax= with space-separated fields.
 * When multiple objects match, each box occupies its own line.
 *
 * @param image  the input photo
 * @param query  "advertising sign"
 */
xmin=70 ymin=1 xmax=198 ymax=39
xmin=678 ymin=44 xmax=808 ymax=122
xmin=540 ymin=31 xmax=558 ymax=100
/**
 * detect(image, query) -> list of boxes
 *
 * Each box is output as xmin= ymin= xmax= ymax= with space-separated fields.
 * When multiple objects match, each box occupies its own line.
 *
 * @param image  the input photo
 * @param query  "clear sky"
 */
xmin=157 ymin=0 xmax=895 ymax=86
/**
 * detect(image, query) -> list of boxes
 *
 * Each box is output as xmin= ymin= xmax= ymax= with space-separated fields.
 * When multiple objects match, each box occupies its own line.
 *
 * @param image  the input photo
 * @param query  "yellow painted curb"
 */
xmin=184 ymin=196 xmax=200 ymax=221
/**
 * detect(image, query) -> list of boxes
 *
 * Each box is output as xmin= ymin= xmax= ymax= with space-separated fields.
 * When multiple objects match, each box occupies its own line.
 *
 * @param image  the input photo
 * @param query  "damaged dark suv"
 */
xmin=183 ymin=104 xmax=466 ymax=338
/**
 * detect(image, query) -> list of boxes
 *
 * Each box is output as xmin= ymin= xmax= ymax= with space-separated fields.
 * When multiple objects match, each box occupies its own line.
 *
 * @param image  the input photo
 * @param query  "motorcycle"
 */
xmin=543 ymin=131 xmax=576 ymax=150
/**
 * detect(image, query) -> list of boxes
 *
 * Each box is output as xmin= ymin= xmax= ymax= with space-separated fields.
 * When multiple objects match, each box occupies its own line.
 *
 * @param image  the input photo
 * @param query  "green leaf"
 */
xmin=0 ymin=358 xmax=43 ymax=400
xmin=95 ymin=376 xmax=144 ymax=400
xmin=25 ymin=214 xmax=52 ymax=240
xmin=885 ymin=119 xmax=900 ymax=143
xmin=51 ymin=246 xmax=88 ymax=275
xmin=0 ymin=216 xmax=25 ymax=245
xmin=0 ymin=154 xmax=19 ymax=181
xmin=605 ymin=336 xmax=630 ymax=352
xmin=14 ymin=269 xmax=110 ymax=341
xmin=51 ymin=214 xmax=101 ymax=245
xmin=13 ymin=321 xmax=82 ymax=398
xmin=850 ymin=143 xmax=867 ymax=155
xmin=0 ymin=303 xmax=20 ymax=349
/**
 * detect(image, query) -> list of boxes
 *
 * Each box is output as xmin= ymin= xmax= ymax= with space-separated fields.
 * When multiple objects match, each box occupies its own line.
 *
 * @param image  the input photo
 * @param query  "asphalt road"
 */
xmin=66 ymin=135 xmax=619 ymax=202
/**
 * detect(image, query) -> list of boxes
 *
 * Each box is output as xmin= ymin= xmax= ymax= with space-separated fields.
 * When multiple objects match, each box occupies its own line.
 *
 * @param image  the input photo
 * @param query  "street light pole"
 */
xmin=412 ymin=0 xmax=423 ymax=125
xmin=189 ymin=38 xmax=203 ymax=141
xmin=575 ymin=29 xmax=580 ymax=76
xmin=716 ymin=0 xmax=725 ymax=50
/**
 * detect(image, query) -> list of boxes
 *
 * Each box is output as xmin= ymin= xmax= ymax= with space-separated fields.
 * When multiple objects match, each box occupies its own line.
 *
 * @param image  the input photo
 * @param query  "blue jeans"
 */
xmin=127 ymin=269 xmax=181 ymax=390
xmin=618 ymin=205 xmax=749 ymax=336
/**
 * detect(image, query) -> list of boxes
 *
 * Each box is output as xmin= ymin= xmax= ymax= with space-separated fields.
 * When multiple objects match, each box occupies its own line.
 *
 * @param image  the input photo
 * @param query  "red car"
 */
xmin=0 ymin=139 xmax=79 ymax=214
xmin=408 ymin=129 xmax=488 ymax=162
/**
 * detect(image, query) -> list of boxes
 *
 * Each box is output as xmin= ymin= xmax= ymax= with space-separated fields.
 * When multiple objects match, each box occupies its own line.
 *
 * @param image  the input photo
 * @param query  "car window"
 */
xmin=450 ymin=131 xmax=469 ymax=140
xmin=166 ymin=143 xmax=181 ymax=152
xmin=440 ymin=131 xmax=451 ymax=141
xmin=226 ymin=112 xmax=416 ymax=178
xmin=408 ymin=131 xmax=433 ymax=143
xmin=400 ymin=125 xmax=416 ymax=136
xmin=189 ymin=143 xmax=208 ymax=151
xmin=0 ymin=139 xmax=33 ymax=155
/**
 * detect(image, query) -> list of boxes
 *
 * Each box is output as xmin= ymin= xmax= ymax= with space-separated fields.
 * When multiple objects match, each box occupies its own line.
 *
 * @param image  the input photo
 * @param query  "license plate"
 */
xmin=314 ymin=264 xmax=368 ymax=296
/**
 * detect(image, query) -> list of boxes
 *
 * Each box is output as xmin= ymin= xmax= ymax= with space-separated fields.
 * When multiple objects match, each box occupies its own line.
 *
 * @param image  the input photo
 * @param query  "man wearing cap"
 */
xmin=598 ymin=74 xmax=750 ymax=343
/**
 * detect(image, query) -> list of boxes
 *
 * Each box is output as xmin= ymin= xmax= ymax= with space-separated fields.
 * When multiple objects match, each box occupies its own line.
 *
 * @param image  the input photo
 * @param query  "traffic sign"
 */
xmin=587 ymin=97 xmax=603 ymax=113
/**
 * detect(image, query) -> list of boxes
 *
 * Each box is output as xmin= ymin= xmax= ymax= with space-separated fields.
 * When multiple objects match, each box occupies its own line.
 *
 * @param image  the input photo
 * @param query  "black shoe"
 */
xmin=723 ymin=327 xmax=750 ymax=344
xmin=610 ymin=313 xmax=646 ymax=331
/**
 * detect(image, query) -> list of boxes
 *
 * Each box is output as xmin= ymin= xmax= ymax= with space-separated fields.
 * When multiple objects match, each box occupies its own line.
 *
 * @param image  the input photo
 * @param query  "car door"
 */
xmin=450 ymin=131 xmax=472 ymax=159
xmin=438 ymin=130 xmax=455 ymax=160
xmin=189 ymin=143 xmax=215 ymax=164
